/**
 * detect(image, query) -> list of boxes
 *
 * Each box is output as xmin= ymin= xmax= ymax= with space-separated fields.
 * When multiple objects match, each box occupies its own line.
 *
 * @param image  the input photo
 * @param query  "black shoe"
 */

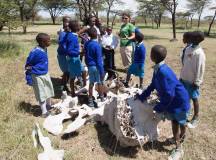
xmin=123 ymin=82 xmax=129 ymax=88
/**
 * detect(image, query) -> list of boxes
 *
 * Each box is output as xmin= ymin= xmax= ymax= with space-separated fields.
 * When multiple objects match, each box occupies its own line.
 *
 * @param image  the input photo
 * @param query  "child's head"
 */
xmin=36 ymin=33 xmax=51 ymax=48
xmin=62 ymin=16 xmax=70 ymax=23
xmin=88 ymin=16 xmax=96 ymax=27
xmin=150 ymin=45 xmax=167 ymax=64
xmin=183 ymin=32 xmax=192 ymax=44
xmin=87 ymin=27 xmax=97 ymax=39
xmin=106 ymin=26 xmax=112 ymax=35
xmin=69 ymin=20 xmax=80 ymax=33
xmin=63 ymin=22 xmax=70 ymax=32
xmin=135 ymin=32 xmax=144 ymax=43
xmin=192 ymin=31 xmax=205 ymax=45
xmin=131 ymin=19 xmax=135 ymax=26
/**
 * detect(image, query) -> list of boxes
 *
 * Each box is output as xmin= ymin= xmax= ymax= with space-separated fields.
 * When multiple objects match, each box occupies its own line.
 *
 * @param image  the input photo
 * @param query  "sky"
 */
xmin=38 ymin=0 xmax=216 ymax=18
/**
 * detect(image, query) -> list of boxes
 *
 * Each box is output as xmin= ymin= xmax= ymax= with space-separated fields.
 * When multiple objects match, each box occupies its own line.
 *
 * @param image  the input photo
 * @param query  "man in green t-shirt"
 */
xmin=119 ymin=13 xmax=135 ymax=68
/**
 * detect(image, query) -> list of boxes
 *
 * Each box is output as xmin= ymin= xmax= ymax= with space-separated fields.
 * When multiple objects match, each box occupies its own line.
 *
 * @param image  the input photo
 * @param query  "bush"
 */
xmin=0 ymin=40 xmax=22 ymax=58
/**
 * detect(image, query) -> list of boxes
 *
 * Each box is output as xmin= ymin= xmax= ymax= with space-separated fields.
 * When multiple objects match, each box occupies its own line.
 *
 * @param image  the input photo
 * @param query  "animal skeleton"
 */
xmin=32 ymin=123 xmax=64 ymax=160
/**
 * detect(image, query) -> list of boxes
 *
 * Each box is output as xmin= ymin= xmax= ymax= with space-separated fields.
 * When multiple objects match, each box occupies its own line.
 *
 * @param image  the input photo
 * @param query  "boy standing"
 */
xmin=101 ymin=26 xmax=119 ymax=80
xmin=57 ymin=22 xmax=70 ymax=92
xmin=66 ymin=20 xmax=83 ymax=97
xmin=84 ymin=27 xmax=105 ymax=107
xmin=180 ymin=31 xmax=206 ymax=128
xmin=136 ymin=45 xmax=190 ymax=159
xmin=25 ymin=33 xmax=54 ymax=118
xmin=124 ymin=32 xmax=146 ymax=89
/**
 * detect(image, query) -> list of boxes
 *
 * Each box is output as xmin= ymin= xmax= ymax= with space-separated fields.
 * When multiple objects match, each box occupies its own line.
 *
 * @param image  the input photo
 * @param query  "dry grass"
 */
xmin=0 ymin=23 xmax=215 ymax=160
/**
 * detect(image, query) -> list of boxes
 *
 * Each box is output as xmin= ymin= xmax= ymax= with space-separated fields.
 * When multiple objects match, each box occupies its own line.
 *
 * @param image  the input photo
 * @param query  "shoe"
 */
xmin=168 ymin=147 xmax=184 ymax=160
xmin=187 ymin=118 xmax=199 ymax=129
xmin=139 ymin=85 xmax=144 ymax=90
xmin=88 ymin=98 xmax=95 ymax=108
xmin=41 ymin=112 xmax=50 ymax=118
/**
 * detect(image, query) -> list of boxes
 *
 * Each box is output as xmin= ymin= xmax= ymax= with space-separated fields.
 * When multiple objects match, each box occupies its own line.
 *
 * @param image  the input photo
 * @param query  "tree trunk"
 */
xmin=158 ymin=14 xmax=162 ymax=27
xmin=207 ymin=10 xmax=216 ymax=36
xmin=111 ymin=13 xmax=117 ymax=29
xmin=197 ymin=13 xmax=202 ymax=28
xmin=107 ymin=6 xmax=111 ymax=26
xmin=0 ymin=25 xmax=3 ymax=31
xmin=51 ymin=15 xmax=56 ymax=25
xmin=23 ymin=25 xmax=27 ymax=34
xmin=171 ymin=13 xmax=176 ymax=40
xmin=144 ymin=18 xmax=147 ymax=26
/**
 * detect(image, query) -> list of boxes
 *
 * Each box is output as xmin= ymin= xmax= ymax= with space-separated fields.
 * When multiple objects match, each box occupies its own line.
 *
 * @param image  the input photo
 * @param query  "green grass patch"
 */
xmin=0 ymin=40 xmax=23 ymax=58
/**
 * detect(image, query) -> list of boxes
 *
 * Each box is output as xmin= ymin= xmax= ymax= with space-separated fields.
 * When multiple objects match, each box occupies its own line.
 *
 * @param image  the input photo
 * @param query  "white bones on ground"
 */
xmin=32 ymin=123 xmax=64 ymax=160
xmin=42 ymin=84 xmax=161 ymax=147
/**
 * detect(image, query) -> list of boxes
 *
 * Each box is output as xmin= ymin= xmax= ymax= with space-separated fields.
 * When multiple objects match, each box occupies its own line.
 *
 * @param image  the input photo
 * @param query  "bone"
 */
xmin=33 ymin=123 xmax=64 ymax=160
xmin=63 ymin=107 xmax=89 ymax=134
xmin=43 ymin=110 xmax=71 ymax=135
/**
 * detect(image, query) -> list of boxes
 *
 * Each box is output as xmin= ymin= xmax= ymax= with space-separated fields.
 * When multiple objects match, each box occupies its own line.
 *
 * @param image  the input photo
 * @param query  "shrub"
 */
xmin=0 ymin=40 xmax=22 ymax=58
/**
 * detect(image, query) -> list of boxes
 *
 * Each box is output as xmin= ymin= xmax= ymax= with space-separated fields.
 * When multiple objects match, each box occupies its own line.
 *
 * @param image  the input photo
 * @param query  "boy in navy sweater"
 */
xmin=124 ymin=32 xmax=146 ymax=89
xmin=25 ymin=33 xmax=54 ymax=118
xmin=57 ymin=22 xmax=70 ymax=92
xmin=66 ymin=20 xmax=83 ymax=97
xmin=136 ymin=45 xmax=190 ymax=159
xmin=84 ymin=27 xmax=105 ymax=107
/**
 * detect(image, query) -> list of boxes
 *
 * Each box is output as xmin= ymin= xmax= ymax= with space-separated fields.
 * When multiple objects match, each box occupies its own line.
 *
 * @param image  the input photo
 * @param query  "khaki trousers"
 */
xmin=120 ymin=46 xmax=133 ymax=67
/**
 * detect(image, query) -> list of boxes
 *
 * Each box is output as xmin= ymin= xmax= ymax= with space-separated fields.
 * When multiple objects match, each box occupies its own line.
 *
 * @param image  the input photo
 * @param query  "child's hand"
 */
xmin=25 ymin=66 xmax=32 ymax=70
xmin=152 ymin=110 xmax=157 ymax=120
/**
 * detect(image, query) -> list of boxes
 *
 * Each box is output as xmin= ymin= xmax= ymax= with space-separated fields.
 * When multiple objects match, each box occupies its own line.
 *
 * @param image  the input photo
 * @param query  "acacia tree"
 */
xmin=188 ymin=0 xmax=211 ymax=29
xmin=75 ymin=0 xmax=104 ymax=24
xmin=137 ymin=0 xmax=165 ymax=29
xmin=14 ymin=0 xmax=38 ymax=33
xmin=0 ymin=1 xmax=20 ymax=34
xmin=207 ymin=7 xmax=216 ymax=36
xmin=40 ymin=0 xmax=73 ymax=24
xmin=103 ymin=0 xmax=123 ymax=26
xmin=161 ymin=0 xmax=178 ymax=40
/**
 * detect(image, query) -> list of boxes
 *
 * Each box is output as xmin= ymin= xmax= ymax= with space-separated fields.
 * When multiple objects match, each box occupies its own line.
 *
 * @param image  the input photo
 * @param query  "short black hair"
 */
xmin=62 ymin=16 xmax=70 ymax=22
xmin=36 ymin=33 xmax=49 ymax=44
xmin=151 ymin=45 xmax=167 ymax=63
xmin=87 ymin=27 xmax=97 ymax=39
xmin=183 ymin=32 xmax=192 ymax=40
xmin=122 ymin=12 xmax=131 ymax=18
xmin=135 ymin=32 xmax=144 ymax=43
xmin=69 ymin=20 xmax=80 ymax=32
xmin=192 ymin=31 xmax=205 ymax=45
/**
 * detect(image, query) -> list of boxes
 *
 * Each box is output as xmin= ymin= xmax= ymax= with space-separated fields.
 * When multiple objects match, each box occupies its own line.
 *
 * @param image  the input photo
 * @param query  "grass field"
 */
xmin=0 ymin=23 xmax=216 ymax=160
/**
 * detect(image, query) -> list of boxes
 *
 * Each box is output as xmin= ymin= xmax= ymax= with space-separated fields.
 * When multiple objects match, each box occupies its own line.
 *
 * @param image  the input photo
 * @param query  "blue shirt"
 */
xmin=135 ymin=27 xmax=141 ymax=34
xmin=25 ymin=47 xmax=49 ymax=85
xmin=84 ymin=39 xmax=104 ymax=76
xmin=57 ymin=31 xmax=68 ymax=55
xmin=66 ymin=32 xmax=80 ymax=57
xmin=133 ymin=42 xmax=146 ymax=64
xmin=139 ymin=63 xmax=190 ymax=114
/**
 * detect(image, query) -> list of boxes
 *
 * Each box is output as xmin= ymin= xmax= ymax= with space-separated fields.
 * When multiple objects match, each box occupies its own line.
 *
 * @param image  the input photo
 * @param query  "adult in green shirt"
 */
xmin=119 ymin=13 xmax=135 ymax=68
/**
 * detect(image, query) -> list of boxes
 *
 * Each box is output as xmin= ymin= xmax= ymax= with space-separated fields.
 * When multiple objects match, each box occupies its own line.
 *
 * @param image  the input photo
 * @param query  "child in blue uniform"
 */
xmin=124 ymin=32 xmax=146 ymax=89
xmin=25 ymin=33 xmax=54 ymax=118
xmin=84 ymin=27 xmax=105 ymax=107
xmin=66 ymin=20 xmax=83 ymax=97
xmin=136 ymin=45 xmax=190 ymax=159
xmin=57 ymin=22 xmax=70 ymax=92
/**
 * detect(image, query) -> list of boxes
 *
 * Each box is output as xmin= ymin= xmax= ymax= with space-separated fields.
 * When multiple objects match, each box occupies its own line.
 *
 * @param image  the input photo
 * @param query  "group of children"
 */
xmin=25 ymin=15 xmax=206 ymax=159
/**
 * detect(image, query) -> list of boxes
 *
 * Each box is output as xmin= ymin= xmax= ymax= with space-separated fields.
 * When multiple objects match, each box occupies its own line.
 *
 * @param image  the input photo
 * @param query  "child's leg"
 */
xmin=40 ymin=101 xmax=47 ymax=114
xmin=70 ymin=78 xmax=75 ymax=97
xmin=46 ymin=98 xmax=52 ymax=106
xmin=124 ymin=73 xmax=131 ymax=87
xmin=180 ymin=125 xmax=186 ymax=143
xmin=192 ymin=98 xmax=199 ymax=120
xmin=82 ymin=71 xmax=87 ymax=86
xmin=139 ymin=77 xmax=144 ymax=88
xmin=98 ymin=83 xmax=104 ymax=101
xmin=88 ymin=83 xmax=94 ymax=107
xmin=172 ymin=120 xmax=181 ymax=148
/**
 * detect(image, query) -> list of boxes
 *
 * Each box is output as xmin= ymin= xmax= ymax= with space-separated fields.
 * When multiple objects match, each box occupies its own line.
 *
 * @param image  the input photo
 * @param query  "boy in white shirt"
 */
xmin=101 ymin=26 xmax=119 ymax=80
xmin=180 ymin=31 xmax=206 ymax=128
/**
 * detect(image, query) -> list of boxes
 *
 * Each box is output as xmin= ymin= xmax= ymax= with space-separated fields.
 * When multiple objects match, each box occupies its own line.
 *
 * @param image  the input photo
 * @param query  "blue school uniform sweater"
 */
xmin=84 ymin=39 xmax=104 ymax=76
xmin=57 ymin=31 xmax=68 ymax=55
xmin=133 ymin=42 xmax=146 ymax=64
xmin=135 ymin=27 xmax=141 ymax=34
xmin=25 ymin=47 xmax=49 ymax=85
xmin=138 ymin=63 xmax=190 ymax=114
xmin=66 ymin=32 xmax=80 ymax=57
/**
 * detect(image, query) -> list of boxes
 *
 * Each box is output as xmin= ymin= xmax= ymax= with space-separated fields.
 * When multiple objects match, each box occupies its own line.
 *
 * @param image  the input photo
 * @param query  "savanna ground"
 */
xmin=0 ymin=23 xmax=216 ymax=160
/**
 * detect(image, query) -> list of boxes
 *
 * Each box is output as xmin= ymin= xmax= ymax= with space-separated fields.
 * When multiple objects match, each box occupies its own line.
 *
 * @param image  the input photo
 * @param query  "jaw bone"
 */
xmin=32 ymin=123 xmax=64 ymax=160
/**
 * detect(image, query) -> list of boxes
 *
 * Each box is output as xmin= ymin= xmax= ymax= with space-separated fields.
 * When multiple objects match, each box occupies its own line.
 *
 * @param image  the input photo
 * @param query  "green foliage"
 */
xmin=0 ymin=40 xmax=22 ymax=58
